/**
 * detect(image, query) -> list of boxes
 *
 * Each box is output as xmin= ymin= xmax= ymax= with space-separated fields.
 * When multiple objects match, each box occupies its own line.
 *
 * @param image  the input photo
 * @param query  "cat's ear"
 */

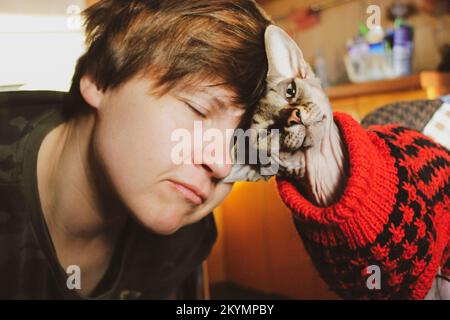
xmin=264 ymin=25 xmax=307 ymax=81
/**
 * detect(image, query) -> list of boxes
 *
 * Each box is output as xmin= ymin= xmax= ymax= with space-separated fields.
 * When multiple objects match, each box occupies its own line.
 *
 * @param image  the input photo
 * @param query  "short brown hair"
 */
xmin=67 ymin=0 xmax=271 ymax=123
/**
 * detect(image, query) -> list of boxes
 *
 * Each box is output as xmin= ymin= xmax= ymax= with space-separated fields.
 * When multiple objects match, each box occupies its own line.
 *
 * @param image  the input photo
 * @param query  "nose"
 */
xmin=287 ymin=108 xmax=302 ymax=126
xmin=202 ymin=162 xmax=232 ymax=180
xmin=196 ymin=129 xmax=234 ymax=180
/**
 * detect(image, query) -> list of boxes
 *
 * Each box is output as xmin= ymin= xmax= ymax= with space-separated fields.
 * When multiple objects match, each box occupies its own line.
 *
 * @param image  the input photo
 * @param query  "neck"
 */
xmin=37 ymin=110 xmax=128 ymax=259
xmin=299 ymin=119 xmax=349 ymax=207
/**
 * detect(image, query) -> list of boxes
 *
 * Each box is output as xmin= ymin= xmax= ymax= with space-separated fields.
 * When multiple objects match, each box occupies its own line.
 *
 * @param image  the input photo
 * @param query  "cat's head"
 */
xmin=224 ymin=25 xmax=333 ymax=183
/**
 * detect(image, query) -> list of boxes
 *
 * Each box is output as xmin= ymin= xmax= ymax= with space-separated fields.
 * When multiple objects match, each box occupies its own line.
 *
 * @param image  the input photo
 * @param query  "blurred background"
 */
xmin=1 ymin=0 xmax=448 ymax=299
xmin=0 ymin=1 xmax=85 ymax=91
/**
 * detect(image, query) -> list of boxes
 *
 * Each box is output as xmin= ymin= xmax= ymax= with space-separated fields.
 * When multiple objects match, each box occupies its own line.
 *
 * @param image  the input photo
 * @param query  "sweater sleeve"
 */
xmin=276 ymin=112 xmax=450 ymax=299
xmin=277 ymin=113 xmax=400 ymax=250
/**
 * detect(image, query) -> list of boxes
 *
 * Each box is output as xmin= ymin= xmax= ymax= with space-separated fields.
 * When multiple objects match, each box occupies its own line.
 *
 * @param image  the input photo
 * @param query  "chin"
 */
xmin=132 ymin=203 xmax=189 ymax=235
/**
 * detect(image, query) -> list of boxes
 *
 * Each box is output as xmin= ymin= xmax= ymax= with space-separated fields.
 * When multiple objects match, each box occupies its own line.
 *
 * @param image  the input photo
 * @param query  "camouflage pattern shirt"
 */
xmin=0 ymin=91 xmax=216 ymax=299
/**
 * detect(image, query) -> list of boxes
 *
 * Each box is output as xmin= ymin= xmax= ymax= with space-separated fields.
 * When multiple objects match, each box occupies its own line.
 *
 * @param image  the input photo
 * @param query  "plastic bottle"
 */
xmin=393 ymin=19 xmax=414 ymax=77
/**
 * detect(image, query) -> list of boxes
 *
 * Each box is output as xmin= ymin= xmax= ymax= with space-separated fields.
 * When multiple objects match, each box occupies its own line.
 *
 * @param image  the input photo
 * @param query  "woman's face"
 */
xmin=91 ymin=76 xmax=244 ymax=234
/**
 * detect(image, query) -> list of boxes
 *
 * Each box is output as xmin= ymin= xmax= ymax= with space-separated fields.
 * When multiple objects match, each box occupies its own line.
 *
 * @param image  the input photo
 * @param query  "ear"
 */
xmin=79 ymin=75 xmax=104 ymax=109
xmin=264 ymin=25 xmax=307 ymax=81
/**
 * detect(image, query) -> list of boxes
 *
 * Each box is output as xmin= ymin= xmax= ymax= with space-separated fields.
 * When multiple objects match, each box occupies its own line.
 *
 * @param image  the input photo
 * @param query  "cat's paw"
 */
xmin=275 ymin=150 xmax=306 ymax=179
xmin=280 ymin=165 xmax=305 ymax=178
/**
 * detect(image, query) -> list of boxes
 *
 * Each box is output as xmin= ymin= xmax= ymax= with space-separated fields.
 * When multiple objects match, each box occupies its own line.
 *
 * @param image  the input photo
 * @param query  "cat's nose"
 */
xmin=287 ymin=108 xmax=302 ymax=126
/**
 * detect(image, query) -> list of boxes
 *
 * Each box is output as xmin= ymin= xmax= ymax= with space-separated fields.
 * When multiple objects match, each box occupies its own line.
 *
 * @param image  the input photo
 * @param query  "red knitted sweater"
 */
xmin=277 ymin=112 xmax=450 ymax=299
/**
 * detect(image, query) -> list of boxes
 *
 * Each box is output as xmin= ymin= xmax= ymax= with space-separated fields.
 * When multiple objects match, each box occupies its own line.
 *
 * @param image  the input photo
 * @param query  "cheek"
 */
xmin=93 ymin=123 xmax=160 ymax=195
xmin=93 ymin=104 xmax=180 ymax=196
xmin=134 ymin=192 xmax=189 ymax=235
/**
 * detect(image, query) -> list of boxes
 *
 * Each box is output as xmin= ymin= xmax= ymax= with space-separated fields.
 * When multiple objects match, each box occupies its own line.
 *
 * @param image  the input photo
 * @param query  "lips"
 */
xmin=168 ymin=180 xmax=208 ymax=205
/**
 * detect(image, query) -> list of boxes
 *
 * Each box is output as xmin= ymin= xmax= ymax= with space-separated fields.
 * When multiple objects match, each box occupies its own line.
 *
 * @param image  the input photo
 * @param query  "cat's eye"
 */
xmin=286 ymin=81 xmax=296 ymax=99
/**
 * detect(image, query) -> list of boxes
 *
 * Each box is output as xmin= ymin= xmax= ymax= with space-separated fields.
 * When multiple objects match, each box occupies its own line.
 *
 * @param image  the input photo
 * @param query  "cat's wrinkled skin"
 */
xmin=224 ymin=25 xmax=348 ymax=207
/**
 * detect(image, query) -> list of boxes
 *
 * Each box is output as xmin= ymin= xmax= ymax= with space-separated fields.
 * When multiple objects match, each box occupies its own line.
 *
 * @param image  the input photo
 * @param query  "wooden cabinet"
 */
xmin=207 ymin=71 xmax=450 ymax=299
xmin=209 ymin=179 xmax=338 ymax=299
xmin=327 ymin=71 xmax=450 ymax=121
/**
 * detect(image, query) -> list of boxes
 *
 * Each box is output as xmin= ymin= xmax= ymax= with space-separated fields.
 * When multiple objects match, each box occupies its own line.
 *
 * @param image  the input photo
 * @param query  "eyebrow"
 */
xmin=197 ymin=86 xmax=244 ymax=111
xmin=177 ymin=80 xmax=246 ymax=114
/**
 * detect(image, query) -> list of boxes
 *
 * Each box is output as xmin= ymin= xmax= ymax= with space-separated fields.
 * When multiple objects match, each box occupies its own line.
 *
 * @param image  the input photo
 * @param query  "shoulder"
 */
xmin=0 ymin=91 xmax=67 ymax=185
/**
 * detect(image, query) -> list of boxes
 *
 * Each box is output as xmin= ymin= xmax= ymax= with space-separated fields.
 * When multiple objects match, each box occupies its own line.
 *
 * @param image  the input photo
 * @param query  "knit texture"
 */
xmin=277 ymin=112 xmax=450 ymax=299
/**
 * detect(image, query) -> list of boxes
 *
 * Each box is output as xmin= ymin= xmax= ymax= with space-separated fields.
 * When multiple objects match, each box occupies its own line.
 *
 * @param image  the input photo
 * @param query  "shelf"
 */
xmin=325 ymin=71 xmax=450 ymax=100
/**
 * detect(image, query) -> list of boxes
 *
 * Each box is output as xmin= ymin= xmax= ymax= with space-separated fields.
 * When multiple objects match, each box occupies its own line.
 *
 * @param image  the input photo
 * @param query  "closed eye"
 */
xmin=185 ymin=102 xmax=206 ymax=118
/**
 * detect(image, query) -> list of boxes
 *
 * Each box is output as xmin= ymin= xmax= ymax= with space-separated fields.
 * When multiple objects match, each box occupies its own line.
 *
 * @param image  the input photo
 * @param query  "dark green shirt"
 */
xmin=0 ymin=91 xmax=216 ymax=299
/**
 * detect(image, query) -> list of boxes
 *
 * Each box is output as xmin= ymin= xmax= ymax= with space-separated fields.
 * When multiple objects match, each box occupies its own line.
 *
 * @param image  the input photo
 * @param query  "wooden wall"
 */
xmin=210 ymin=180 xmax=338 ymax=299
